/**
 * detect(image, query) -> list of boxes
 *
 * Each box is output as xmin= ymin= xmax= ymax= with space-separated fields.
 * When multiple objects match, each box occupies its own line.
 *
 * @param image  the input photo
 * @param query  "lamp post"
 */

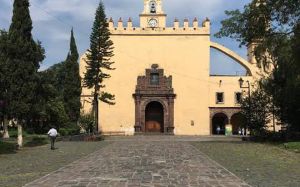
xmin=239 ymin=78 xmax=251 ymax=98
xmin=239 ymin=78 xmax=251 ymax=135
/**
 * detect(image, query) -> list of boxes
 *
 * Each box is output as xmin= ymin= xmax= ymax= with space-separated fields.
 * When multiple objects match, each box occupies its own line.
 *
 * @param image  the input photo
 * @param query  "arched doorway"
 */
xmin=145 ymin=101 xmax=164 ymax=133
xmin=212 ymin=113 xmax=228 ymax=135
xmin=231 ymin=113 xmax=246 ymax=135
xmin=133 ymin=65 xmax=176 ymax=134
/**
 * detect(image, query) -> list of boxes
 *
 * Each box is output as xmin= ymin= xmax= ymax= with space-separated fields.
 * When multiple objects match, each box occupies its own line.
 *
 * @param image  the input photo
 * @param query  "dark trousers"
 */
xmin=50 ymin=136 xmax=56 ymax=150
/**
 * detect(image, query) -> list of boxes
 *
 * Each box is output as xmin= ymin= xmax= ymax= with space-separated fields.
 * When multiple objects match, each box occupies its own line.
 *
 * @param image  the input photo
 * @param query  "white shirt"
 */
xmin=48 ymin=128 xmax=58 ymax=137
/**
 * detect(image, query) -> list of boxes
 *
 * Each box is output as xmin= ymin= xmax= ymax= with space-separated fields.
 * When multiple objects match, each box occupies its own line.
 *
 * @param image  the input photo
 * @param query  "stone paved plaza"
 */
xmin=25 ymin=136 xmax=251 ymax=187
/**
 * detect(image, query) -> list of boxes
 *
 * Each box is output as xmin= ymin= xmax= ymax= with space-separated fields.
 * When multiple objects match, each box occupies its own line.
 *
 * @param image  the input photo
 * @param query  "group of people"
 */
xmin=238 ymin=127 xmax=246 ymax=136
xmin=215 ymin=125 xmax=246 ymax=136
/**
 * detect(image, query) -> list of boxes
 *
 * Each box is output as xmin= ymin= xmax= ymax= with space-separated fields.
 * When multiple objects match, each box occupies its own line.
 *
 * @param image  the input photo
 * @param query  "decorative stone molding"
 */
xmin=133 ymin=65 xmax=176 ymax=134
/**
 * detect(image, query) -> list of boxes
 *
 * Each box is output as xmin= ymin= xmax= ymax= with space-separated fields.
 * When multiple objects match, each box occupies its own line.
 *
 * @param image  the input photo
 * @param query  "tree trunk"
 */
xmin=3 ymin=117 xmax=9 ymax=139
xmin=17 ymin=121 xmax=23 ymax=149
xmin=94 ymin=93 xmax=99 ymax=133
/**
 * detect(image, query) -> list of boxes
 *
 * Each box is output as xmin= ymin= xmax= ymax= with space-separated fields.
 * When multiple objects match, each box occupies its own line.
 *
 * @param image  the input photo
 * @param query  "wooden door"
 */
xmin=145 ymin=102 xmax=164 ymax=133
xmin=146 ymin=121 xmax=161 ymax=132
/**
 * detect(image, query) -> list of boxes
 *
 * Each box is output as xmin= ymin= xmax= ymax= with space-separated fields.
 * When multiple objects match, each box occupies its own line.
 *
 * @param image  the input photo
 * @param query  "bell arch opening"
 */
xmin=145 ymin=101 xmax=164 ymax=133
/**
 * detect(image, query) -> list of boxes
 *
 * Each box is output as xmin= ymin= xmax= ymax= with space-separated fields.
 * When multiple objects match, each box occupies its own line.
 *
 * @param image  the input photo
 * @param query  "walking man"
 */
xmin=47 ymin=127 xmax=58 ymax=150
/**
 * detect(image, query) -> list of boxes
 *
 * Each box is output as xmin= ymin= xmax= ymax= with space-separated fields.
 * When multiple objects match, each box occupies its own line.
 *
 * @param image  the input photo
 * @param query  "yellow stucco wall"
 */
xmin=80 ymin=0 xmax=264 ymax=135
xmin=208 ymin=76 xmax=253 ymax=108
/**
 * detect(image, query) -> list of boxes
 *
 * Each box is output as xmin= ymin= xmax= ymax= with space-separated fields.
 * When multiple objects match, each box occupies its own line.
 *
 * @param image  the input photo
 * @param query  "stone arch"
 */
xmin=144 ymin=101 xmax=164 ymax=132
xmin=209 ymin=107 xmax=242 ymax=135
xmin=210 ymin=42 xmax=259 ymax=76
xmin=211 ymin=113 xmax=229 ymax=135
xmin=141 ymin=98 xmax=168 ymax=114
xmin=140 ymin=99 xmax=169 ymax=133
xmin=231 ymin=112 xmax=246 ymax=135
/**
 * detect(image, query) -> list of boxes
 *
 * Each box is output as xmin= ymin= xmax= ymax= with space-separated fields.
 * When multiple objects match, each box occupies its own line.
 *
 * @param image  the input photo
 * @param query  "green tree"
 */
xmin=83 ymin=1 xmax=115 ymax=132
xmin=30 ymin=68 xmax=68 ymax=133
xmin=216 ymin=0 xmax=300 ymax=132
xmin=263 ymin=23 xmax=300 ymax=132
xmin=63 ymin=29 xmax=81 ymax=122
xmin=0 ymin=30 xmax=9 ymax=138
xmin=240 ymin=88 xmax=272 ymax=135
xmin=6 ymin=0 xmax=45 ymax=147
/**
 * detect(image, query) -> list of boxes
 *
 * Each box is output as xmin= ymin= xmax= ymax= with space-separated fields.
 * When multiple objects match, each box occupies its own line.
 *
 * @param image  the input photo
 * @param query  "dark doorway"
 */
xmin=145 ymin=101 xmax=164 ymax=133
xmin=231 ymin=113 xmax=246 ymax=135
xmin=212 ymin=113 xmax=228 ymax=135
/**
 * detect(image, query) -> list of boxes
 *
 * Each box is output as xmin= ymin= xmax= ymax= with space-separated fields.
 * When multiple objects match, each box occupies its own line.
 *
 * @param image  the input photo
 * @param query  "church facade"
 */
xmin=80 ymin=0 xmax=266 ymax=135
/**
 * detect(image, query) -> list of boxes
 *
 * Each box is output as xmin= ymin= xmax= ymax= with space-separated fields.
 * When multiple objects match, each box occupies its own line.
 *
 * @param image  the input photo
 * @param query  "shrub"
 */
xmin=59 ymin=128 xmax=68 ymax=136
xmin=0 ymin=141 xmax=17 ymax=154
xmin=79 ymin=113 xmax=95 ymax=133
xmin=24 ymin=136 xmax=49 ymax=147
xmin=25 ymin=128 xmax=35 ymax=135
xmin=59 ymin=126 xmax=80 ymax=136
xmin=9 ymin=128 xmax=29 ymax=138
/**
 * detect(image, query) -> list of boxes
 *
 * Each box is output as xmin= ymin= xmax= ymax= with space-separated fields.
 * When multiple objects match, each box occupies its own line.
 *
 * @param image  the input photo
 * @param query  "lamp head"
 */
xmin=239 ymin=78 xmax=244 ymax=87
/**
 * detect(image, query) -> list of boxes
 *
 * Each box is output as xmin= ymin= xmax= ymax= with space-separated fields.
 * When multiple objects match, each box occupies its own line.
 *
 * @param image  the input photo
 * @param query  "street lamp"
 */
xmin=239 ymin=78 xmax=251 ymax=136
xmin=239 ymin=78 xmax=251 ymax=98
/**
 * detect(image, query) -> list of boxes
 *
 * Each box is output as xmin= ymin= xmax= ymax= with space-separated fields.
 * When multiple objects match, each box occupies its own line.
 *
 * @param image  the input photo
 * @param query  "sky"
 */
xmin=0 ymin=0 xmax=251 ymax=75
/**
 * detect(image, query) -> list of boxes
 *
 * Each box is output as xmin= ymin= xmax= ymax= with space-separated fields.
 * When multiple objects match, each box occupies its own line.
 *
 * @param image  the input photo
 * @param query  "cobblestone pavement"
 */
xmin=104 ymin=135 xmax=244 ymax=142
xmin=25 ymin=138 xmax=251 ymax=187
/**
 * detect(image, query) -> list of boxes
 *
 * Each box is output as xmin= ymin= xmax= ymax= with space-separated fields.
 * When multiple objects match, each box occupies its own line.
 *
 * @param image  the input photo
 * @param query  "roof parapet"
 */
xmin=109 ymin=17 xmax=210 ymax=34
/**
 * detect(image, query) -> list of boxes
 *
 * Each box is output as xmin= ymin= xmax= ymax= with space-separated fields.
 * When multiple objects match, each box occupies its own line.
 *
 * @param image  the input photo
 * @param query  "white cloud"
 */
xmin=0 ymin=0 xmax=251 ymax=72
xmin=30 ymin=0 xmax=97 ymax=22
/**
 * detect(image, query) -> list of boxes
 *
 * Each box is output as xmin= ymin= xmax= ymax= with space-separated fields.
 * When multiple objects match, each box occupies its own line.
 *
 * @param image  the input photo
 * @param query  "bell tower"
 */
xmin=140 ymin=0 xmax=167 ymax=28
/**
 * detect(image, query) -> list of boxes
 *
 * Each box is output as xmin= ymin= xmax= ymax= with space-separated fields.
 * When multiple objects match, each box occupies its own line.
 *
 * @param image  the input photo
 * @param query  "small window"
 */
xmin=216 ymin=92 xmax=224 ymax=104
xmin=235 ymin=92 xmax=242 ymax=104
xmin=150 ymin=73 xmax=159 ymax=85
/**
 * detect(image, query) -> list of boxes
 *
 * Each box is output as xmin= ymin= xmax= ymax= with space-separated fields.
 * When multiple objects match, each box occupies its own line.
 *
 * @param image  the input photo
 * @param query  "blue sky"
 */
xmin=0 ymin=0 xmax=251 ymax=74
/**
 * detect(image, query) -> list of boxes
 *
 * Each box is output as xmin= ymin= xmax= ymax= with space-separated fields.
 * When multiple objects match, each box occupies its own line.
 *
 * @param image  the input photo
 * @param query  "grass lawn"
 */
xmin=0 ymin=139 xmax=109 ymax=187
xmin=191 ymin=141 xmax=300 ymax=187
xmin=281 ymin=142 xmax=300 ymax=153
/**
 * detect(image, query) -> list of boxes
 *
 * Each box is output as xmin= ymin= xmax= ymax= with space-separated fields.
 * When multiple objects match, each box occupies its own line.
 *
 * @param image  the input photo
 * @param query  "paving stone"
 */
xmin=24 ymin=137 xmax=251 ymax=187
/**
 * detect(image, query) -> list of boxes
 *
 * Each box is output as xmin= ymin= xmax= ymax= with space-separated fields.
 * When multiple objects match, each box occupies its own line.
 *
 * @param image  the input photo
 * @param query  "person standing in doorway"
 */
xmin=47 ymin=127 xmax=58 ymax=150
xmin=238 ymin=127 xmax=242 ymax=136
xmin=216 ymin=126 xmax=221 ymax=135
xmin=241 ymin=128 xmax=245 ymax=136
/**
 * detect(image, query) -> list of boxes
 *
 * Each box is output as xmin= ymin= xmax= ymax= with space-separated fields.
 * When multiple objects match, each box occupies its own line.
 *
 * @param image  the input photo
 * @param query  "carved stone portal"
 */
xmin=133 ymin=64 xmax=176 ymax=134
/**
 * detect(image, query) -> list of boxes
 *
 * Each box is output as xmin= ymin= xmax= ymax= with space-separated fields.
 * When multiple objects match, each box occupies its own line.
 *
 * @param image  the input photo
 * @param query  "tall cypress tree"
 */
xmin=63 ymin=28 xmax=81 ymax=122
xmin=84 ymin=1 xmax=115 ymax=132
xmin=6 ymin=0 xmax=45 ymax=147
xmin=0 ymin=30 xmax=9 ymax=138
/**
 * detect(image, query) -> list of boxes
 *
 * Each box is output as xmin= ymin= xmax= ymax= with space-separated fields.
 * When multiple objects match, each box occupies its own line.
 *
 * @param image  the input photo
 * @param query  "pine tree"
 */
xmin=83 ymin=1 xmax=115 ymax=132
xmin=6 ymin=0 xmax=45 ymax=147
xmin=63 ymin=29 xmax=81 ymax=122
